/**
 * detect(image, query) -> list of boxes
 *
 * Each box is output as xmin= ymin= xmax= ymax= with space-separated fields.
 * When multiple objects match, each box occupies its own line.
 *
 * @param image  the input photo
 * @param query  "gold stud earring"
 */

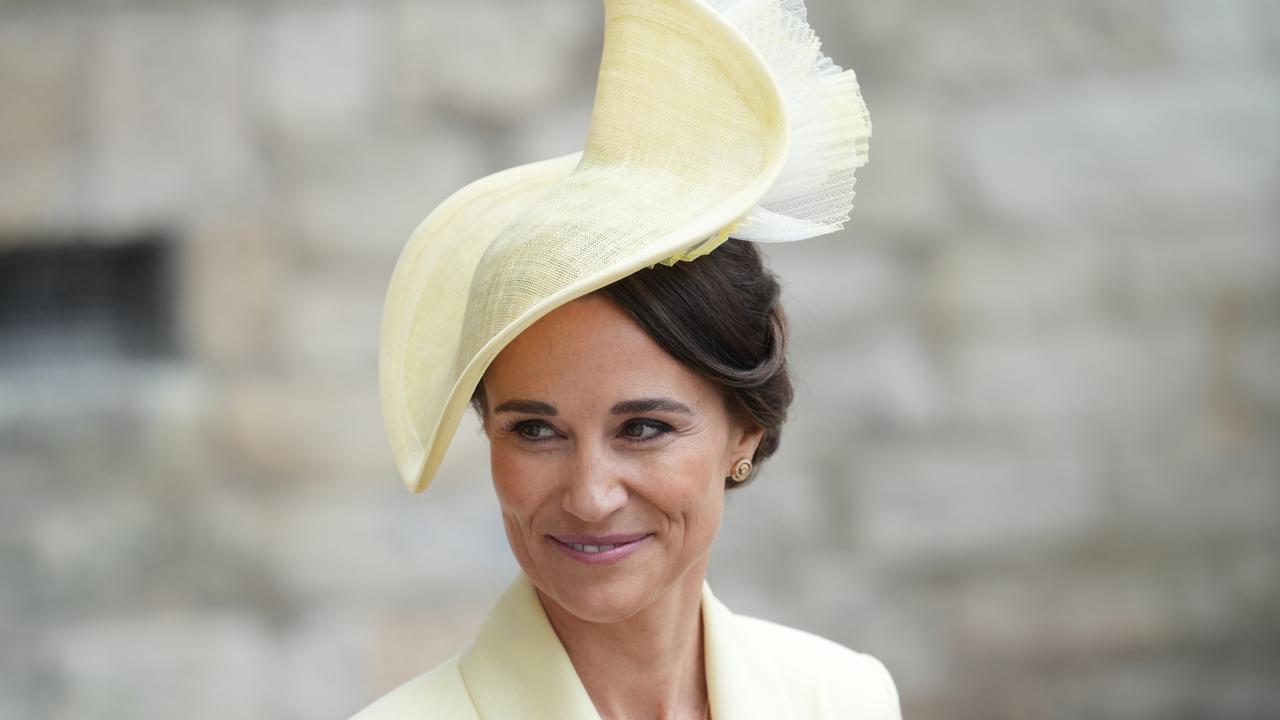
xmin=729 ymin=458 xmax=753 ymax=483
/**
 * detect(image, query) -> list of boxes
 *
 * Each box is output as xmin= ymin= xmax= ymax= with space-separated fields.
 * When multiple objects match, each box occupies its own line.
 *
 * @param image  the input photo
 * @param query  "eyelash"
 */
xmin=503 ymin=419 xmax=672 ymax=445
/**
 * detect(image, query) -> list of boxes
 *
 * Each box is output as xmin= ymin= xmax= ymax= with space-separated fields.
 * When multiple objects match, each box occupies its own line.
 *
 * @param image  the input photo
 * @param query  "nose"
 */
xmin=560 ymin=439 xmax=628 ymax=523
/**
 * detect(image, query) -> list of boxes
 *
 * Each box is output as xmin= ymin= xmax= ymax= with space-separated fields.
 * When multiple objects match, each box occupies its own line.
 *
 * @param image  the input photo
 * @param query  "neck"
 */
xmin=536 ymin=559 xmax=711 ymax=720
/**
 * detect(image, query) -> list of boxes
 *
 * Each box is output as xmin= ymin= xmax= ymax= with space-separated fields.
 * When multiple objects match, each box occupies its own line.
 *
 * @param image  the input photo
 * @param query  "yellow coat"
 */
xmin=351 ymin=572 xmax=901 ymax=719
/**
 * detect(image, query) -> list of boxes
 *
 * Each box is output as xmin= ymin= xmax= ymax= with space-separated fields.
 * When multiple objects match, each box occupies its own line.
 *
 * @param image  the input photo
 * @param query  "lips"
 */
xmin=547 ymin=532 xmax=652 ymax=565
xmin=550 ymin=533 xmax=650 ymax=546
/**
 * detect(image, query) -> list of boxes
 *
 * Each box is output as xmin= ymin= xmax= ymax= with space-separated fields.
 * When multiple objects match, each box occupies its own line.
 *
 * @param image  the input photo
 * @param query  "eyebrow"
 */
xmin=612 ymin=398 xmax=696 ymax=416
xmin=491 ymin=399 xmax=558 ymax=416
xmin=491 ymin=397 xmax=696 ymax=417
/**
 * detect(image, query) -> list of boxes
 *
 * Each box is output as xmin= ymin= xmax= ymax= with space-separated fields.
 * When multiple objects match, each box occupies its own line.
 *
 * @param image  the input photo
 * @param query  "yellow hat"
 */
xmin=380 ymin=0 xmax=871 ymax=494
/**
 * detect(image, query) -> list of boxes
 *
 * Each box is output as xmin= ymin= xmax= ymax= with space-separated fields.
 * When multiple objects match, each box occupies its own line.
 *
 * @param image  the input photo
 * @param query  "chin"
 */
xmin=537 ymin=565 xmax=663 ymax=624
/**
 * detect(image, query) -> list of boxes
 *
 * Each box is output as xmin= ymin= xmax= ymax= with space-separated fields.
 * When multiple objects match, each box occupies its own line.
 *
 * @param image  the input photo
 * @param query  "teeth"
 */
xmin=569 ymin=542 xmax=617 ymax=553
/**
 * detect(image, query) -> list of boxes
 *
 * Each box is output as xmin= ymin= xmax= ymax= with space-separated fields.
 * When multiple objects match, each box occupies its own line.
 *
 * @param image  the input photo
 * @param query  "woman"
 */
xmin=357 ymin=0 xmax=896 ymax=717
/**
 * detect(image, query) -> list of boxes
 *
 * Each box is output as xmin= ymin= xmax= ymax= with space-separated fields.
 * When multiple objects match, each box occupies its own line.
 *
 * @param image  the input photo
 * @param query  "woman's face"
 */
xmin=480 ymin=293 xmax=763 ymax=624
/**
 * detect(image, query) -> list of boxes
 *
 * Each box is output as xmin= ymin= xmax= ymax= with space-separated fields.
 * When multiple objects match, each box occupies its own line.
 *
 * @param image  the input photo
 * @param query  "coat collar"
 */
xmin=458 ymin=571 xmax=791 ymax=720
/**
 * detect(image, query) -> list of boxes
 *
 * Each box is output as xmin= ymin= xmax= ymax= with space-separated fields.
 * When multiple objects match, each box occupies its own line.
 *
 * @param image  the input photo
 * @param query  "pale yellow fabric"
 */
xmin=379 ymin=0 xmax=871 ymax=496
xmin=381 ymin=0 xmax=787 ymax=496
xmin=349 ymin=572 xmax=902 ymax=720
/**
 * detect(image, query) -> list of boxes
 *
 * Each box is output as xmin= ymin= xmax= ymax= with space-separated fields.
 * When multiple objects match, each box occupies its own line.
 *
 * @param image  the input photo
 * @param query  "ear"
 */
xmin=729 ymin=420 xmax=766 ymax=462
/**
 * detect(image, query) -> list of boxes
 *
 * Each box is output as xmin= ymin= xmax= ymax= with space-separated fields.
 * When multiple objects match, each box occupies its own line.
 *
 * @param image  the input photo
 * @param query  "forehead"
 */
xmin=482 ymin=294 xmax=715 ymax=407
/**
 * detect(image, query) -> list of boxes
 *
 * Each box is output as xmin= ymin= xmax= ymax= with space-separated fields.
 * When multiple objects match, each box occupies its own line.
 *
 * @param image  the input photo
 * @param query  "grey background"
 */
xmin=1 ymin=1 xmax=1277 ymax=718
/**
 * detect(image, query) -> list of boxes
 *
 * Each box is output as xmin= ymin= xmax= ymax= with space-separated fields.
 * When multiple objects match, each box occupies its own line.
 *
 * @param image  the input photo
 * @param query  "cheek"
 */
xmin=490 ymin=447 xmax=545 ymax=518
xmin=644 ymin=444 xmax=725 ymax=514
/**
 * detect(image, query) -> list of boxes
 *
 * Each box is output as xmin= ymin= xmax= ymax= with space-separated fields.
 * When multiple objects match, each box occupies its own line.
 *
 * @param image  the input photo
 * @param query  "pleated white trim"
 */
xmin=703 ymin=0 xmax=872 ymax=242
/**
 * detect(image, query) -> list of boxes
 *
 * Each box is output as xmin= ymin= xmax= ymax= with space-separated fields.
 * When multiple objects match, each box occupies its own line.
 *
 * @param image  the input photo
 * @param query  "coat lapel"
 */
xmin=459 ymin=572 xmax=791 ymax=720
xmin=459 ymin=572 xmax=601 ymax=720
xmin=701 ymin=581 xmax=793 ymax=720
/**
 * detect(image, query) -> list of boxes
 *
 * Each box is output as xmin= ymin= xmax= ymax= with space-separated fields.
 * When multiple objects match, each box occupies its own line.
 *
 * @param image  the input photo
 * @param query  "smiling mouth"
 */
xmin=548 ymin=533 xmax=652 ymax=558
xmin=563 ymin=541 xmax=622 ymax=553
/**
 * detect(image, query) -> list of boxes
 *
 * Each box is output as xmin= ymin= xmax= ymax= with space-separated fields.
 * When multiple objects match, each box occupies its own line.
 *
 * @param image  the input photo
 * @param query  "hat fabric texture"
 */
xmin=380 ymin=0 xmax=871 ymax=494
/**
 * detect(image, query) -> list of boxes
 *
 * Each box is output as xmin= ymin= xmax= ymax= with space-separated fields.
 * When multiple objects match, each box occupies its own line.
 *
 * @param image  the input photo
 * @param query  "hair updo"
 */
xmin=470 ymin=238 xmax=794 ymax=490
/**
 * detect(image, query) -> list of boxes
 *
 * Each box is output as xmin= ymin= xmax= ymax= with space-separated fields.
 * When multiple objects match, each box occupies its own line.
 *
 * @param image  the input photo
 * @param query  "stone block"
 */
xmin=82 ymin=4 xmax=259 ymax=229
xmin=944 ymin=323 xmax=1208 ymax=435
xmin=251 ymin=1 xmax=388 ymax=145
xmin=919 ymin=237 xmax=1110 ymax=339
xmin=1167 ymin=0 xmax=1278 ymax=69
xmin=271 ymin=264 xmax=384 ymax=377
xmin=1112 ymin=440 xmax=1280 ymax=542
xmin=833 ymin=0 xmax=1172 ymax=92
xmin=181 ymin=208 xmax=288 ymax=372
xmin=957 ymin=75 xmax=1278 ymax=235
xmin=41 ymin=612 xmax=274 ymax=720
xmin=1238 ymin=327 xmax=1280 ymax=411
xmin=949 ymin=566 xmax=1185 ymax=663
xmin=23 ymin=494 xmax=158 ymax=615
xmin=1114 ymin=231 xmax=1280 ymax=328
xmin=277 ymin=608 xmax=376 ymax=719
xmin=389 ymin=0 xmax=597 ymax=125
xmin=212 ymin=375 xmax=388 ymax=489
xmin=280 ymin=126 xmax=488 ymax=269
xmin=260 ymin=486 xmax=516 ymax=608
xmin=856 ymin=439 xmax=1109 ymax=562
xmin=1040 ymin=654 xmax=1280 ymax=720
xmin=0 ymin=10 xmax=82 ymax=230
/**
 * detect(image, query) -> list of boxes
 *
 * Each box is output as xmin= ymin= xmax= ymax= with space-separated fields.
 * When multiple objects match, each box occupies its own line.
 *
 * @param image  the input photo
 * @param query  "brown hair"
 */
xmin=470 ymin=238 xmax=794 ymax=489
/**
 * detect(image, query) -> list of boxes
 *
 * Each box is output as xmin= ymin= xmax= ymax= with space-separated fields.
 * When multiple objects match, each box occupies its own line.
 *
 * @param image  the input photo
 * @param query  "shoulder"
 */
xmin=734 ymin=614 xmax=902 ymax=719
xmin=348 ymin=654 xmax=477 ymax=720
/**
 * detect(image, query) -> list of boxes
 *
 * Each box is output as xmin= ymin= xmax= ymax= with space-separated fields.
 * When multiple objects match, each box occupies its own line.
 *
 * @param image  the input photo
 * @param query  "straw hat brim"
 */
xmin=380 ymin=0 xmax=838 ymax=494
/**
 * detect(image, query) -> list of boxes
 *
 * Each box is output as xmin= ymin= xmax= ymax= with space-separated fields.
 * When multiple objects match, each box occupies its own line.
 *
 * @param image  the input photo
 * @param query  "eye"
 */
xmin=508 ymin=419 xmax=557 ymax=442
xmin=620 ymin=419 xmax=671 ymax=443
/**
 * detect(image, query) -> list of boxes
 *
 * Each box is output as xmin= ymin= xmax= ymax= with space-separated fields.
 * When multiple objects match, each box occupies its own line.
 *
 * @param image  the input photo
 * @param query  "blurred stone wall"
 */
xmin=1 ymin=1 xmax=1276 ymax=718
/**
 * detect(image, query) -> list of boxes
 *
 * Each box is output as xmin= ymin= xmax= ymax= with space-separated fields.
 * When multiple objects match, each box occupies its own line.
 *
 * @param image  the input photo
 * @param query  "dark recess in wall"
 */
xmin=0 ymin=231 xmax=179 ymax=367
